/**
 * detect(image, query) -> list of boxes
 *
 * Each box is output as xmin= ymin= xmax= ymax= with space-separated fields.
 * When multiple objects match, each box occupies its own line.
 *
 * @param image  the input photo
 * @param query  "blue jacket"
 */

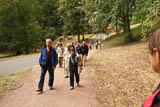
xmin=39 ymin=47 xmax=58 ymax=68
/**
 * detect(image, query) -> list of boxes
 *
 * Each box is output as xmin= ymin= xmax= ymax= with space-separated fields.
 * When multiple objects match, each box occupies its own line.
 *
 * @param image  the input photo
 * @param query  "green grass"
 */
xmin=52 ymin=34 xmax=94 ymax=47
xmin=0 ymin=52 xmax=40 ymax=61
xmin=0 ymin=69 xmax=32 ymax=97
xmin=102 ymin=24 xmax=145 ymax=49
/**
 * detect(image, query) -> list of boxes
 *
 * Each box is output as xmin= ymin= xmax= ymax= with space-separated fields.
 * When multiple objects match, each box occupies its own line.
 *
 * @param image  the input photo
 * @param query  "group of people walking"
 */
xmin=88 ymin=40 xmax=101 ymax=50
xmin=36 ymin=39 xmax=90 ymax=93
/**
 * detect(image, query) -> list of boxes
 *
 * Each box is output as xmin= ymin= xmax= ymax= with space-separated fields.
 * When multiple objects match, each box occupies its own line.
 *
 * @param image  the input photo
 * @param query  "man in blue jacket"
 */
xmin=37 ymin=39 xmax=58 ymax=93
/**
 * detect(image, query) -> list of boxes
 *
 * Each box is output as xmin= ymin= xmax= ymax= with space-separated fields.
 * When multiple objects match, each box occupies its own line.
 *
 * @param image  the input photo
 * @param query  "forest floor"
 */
xmin=90 ymin=35 xmax=159 ymax=107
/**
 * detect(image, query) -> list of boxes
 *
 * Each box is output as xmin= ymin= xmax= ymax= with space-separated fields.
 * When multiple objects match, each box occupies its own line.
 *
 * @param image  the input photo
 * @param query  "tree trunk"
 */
xmin=82 ymin=33 xmax=84 ymax=41
xmin=17 ymin=3 xmax=29 ymax=54
xmin=124 ymin=7 xmax=133 ymax=40
xmin=77 ymin=30 xmax=80 ymax=42
xmin=123 ymin=10 xmax=127 ymax=33
xmin=116 ymin=15 xmax=118 ymax=33
xmin=23 ymin=26 xmax=29 ymax=54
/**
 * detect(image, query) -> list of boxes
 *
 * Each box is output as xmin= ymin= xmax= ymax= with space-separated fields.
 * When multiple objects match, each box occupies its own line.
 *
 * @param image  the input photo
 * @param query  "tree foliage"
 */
xmin=0 ymin=0 xmax=159 ymax=54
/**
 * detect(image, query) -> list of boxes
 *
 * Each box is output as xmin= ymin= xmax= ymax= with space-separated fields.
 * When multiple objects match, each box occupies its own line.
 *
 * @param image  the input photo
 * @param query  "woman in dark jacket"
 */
xmin=69 ymin=48 xmax=80 ymax=90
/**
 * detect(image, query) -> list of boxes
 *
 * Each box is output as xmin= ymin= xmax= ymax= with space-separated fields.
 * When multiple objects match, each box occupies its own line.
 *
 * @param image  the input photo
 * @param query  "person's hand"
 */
xmin=53 ymin=67 xmax=56 ymax=71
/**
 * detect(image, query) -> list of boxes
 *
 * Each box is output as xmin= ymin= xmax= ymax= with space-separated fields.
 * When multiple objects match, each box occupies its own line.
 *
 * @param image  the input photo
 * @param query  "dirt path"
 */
xmin=0 ymin=49 xmax=100 ymax=107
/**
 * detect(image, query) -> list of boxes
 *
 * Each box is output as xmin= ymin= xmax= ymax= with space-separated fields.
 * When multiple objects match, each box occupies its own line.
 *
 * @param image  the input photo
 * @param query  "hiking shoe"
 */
xmin=64 ymin=75 xmax=69 ymax=78
xmin=70 ymin=87 xmax=74 ymax=90
xmin=49 ymin=87 xmax=53 ymax=90
xmin=36 ymin=89 xmax=43 ymax=93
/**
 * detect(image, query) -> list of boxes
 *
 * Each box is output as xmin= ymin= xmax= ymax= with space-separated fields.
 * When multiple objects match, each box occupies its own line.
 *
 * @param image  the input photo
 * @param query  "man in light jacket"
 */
xmin=57 ymin=43 xmax=64 ymax=68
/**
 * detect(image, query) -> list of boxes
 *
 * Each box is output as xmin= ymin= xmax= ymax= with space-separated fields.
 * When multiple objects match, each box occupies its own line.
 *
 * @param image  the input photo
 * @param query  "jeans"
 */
xmin=38 ymin=65 xmax=54 ymax=91
xmin=70 ymin=69 xmax=80 ymax=87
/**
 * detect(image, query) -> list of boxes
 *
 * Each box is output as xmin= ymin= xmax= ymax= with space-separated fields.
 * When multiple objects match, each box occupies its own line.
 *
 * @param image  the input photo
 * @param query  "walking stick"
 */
xmin=64 ymin=58 xmax=65 ymax=74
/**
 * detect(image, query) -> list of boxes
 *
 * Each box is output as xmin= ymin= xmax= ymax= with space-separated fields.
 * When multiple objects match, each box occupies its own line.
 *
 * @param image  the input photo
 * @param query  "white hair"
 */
xmin=46 ymin=39 xmax=52 ymax=43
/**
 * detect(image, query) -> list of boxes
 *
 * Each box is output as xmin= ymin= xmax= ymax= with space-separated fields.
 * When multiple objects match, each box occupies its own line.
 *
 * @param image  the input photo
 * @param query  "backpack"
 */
xmin=81 ymin=45 xmax=86 ymax=54
xmin=142 ymin=84 xmax=160 ymax=107
xmin=76 ymin=46 xmax=81 ymax=54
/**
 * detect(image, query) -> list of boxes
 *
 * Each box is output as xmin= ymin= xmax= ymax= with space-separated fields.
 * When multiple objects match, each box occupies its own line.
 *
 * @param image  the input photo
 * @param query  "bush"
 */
xmin=121 ymin=34 xmax=133 ymax=44
xmin=59 ymin=38 xmax=65 ymax=42
xmin=67 ymin=37 xmax=73 ymax=40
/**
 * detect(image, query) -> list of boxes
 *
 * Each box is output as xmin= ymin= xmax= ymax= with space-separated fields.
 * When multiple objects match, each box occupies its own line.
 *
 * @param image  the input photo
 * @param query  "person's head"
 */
xmin=70 ymin=47 xmax=75 ymax=55
xmin=72 ymin=42 xmax=74 ymax=45
xmin=83 ymin=41 xmax=86 ymax=45
xmin=46 ymin=39 xmax=52 ymax=48
xmin=149 ymin=28 xmax=160 ymax=74
xmin=66 ymin=43 xmax=70 ymax=50
xmin=77 ymin=42 xmax=80 ymax=46
xmin=59 ymin=43 xmax=62 ymax=47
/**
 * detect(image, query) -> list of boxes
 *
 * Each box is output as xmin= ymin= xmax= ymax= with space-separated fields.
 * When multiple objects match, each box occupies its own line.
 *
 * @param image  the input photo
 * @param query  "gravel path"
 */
xmin=0 ymin=50 xmax=100 ymax=107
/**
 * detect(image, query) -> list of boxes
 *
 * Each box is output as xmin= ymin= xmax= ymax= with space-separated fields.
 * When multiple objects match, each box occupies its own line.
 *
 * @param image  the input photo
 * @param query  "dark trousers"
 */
xmin=70 ymin=69 xmax=80 ymax=87
xmin=38 ymin=65 xmax=54 ymax=91
xmin=89 ymin=46 xmax=92 ymax=50
xmin=96 ymin=46 xmax=98 ymax=49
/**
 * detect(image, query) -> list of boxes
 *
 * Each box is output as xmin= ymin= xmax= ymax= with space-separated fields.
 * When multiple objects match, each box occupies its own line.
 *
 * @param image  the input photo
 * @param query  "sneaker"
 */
xmin=70 ymin=86 xmax=74 ymax=90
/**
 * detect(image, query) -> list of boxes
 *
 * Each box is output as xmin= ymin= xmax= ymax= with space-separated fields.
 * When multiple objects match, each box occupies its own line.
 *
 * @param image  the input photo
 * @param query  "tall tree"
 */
xmin=59 ymin=0 xmax=89 ymax=42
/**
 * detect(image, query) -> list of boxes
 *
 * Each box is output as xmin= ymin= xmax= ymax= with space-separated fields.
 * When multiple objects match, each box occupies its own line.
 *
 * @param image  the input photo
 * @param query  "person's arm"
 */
xmin=86 ymin=45 xmax=89 ymax=55
xmin=52 ymin=48 xmax=58 ymax=70
xmin=39 ymin=48 xmax=43 ymax=66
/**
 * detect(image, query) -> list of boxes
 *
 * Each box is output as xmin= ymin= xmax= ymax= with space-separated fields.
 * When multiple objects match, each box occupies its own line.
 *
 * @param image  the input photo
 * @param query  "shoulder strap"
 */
xmin=144 ymin=88 xmax=160 ymax=107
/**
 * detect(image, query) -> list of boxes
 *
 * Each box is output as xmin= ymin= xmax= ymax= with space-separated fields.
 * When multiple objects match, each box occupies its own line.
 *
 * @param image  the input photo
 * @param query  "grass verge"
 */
xmin=0 ymin=52 xmax=40 ymax=61
xmin=0 ymin=68 xmax=32 ymax=99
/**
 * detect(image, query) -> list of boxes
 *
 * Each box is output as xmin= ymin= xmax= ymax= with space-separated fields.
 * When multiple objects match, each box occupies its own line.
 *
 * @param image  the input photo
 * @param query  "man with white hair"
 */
xmin=37 ymin=39 xmax=58 ymax=93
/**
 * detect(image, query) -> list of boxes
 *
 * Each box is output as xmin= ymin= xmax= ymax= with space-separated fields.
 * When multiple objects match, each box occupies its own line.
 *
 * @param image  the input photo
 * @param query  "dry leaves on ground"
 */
xmin=90 ymin=42 xmax=160 ymax=107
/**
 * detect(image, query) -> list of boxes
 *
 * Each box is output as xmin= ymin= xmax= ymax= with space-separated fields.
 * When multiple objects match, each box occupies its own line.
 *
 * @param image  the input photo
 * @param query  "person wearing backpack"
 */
xmin=75 ymin=43 xmax=81 ymax=54
xmin=69 ymin=48 xmax=82 ymax=90
xmin=142 ymin=28 xmax=160 ymax=107
xmin=37 ymin=39 xmax=58 ymax=93
xmin=80 ymin=41 xmax=89 ymax=67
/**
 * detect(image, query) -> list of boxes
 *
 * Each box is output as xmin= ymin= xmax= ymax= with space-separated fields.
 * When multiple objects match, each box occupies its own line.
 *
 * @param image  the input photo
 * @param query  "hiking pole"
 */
xmin=64 ymin=58 xmax=65 ymax=75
